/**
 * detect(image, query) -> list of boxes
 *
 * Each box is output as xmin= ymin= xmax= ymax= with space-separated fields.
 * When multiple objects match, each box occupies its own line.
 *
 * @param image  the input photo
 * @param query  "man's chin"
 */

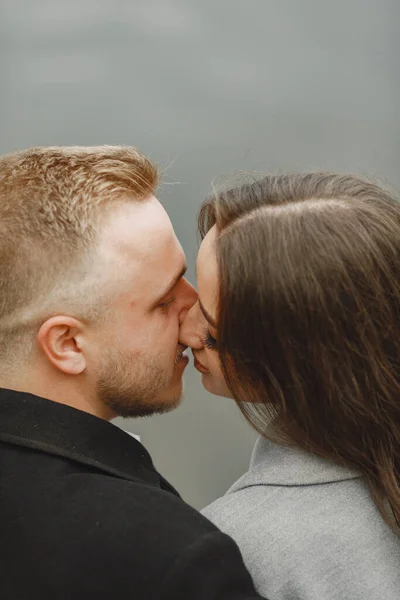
xmin=114 ymin=385 xmax=183 ymax=420
xmin=154 ymin=382 xmax=184 ymax=413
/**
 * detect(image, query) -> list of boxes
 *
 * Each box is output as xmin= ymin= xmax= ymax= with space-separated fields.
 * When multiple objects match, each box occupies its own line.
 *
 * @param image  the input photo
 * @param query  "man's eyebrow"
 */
xmin=154 ymin=264 xmax=187 ymax=305
xmin=199 ymin=299 xmax=217 ymax=329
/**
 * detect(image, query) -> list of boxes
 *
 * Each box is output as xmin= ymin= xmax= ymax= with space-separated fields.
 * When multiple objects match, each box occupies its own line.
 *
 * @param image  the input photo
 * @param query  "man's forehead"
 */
xmin=102 ymin=198 xmax=175 ymax=257
xmin=139 ymin=239 xmax=186 ymax=305
xmin=97 ymin=198 xmax=185 ymax=296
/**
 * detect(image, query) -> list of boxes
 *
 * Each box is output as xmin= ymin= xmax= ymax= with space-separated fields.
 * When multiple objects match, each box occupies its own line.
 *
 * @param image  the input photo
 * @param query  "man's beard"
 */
xmin=96 ymin=348 xmax=183 ymax=418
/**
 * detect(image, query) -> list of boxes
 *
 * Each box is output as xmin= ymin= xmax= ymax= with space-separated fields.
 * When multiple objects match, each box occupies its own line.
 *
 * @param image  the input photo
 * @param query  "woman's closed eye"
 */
xmin=202 ymin=327 xmax=218 ymax=350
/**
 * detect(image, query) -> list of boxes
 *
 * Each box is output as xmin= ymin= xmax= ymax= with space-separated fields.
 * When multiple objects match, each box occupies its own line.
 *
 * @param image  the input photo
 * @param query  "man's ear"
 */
xmin=37 ymin=316 xmax=87 ymax=375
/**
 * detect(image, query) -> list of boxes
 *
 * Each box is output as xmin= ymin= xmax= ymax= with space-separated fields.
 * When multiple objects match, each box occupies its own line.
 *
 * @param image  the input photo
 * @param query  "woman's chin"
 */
xmin=201 ymin=375 xmax=234 ymax=399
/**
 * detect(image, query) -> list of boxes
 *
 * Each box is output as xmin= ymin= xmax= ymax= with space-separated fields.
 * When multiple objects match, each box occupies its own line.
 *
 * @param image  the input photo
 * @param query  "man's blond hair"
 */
xmin=0 ymin=145 xmax=158 ymax=361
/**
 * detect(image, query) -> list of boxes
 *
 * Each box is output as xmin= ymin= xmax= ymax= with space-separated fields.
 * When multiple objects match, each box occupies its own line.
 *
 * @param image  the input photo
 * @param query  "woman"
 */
xmin=180 ymin=173 xmax=400 ymax=599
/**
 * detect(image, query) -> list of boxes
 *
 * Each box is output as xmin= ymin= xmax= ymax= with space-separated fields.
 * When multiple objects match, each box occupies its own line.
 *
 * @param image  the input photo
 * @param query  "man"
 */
xmin=0 ymin=146 xmax=266 ymax=599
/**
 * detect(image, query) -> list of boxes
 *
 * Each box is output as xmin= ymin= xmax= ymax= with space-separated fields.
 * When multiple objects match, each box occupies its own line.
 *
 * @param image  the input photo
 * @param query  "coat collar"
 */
xmin=0 ymin=387 xmax=178 ymax=495
xmin=227 ymin=435 xmax=362 ymax=494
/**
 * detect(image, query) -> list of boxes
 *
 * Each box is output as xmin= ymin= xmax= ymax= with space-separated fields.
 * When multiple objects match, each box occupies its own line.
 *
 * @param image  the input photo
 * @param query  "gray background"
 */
xmin=1 ymin=0 xmax=399 ymax=509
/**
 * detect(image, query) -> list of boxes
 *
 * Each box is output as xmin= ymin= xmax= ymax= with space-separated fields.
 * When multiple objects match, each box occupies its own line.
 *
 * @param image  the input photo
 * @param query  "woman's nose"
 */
xmin=179 ymin=302 xmax=204 ymax=350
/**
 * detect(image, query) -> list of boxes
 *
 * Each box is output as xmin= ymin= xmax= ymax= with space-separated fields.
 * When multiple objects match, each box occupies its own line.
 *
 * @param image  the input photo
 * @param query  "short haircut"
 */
xmin=0 ymin=145 xmax=158 ymax=359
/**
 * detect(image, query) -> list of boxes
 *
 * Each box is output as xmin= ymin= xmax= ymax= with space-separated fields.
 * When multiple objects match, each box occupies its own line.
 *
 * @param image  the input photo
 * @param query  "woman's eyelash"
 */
xmin=202 ymin=328 xmax=218 ymax=350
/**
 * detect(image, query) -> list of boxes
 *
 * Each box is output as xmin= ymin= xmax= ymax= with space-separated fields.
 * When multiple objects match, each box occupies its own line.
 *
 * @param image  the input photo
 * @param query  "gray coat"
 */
xmin=202 ymin=436 xmax=400 ymax=600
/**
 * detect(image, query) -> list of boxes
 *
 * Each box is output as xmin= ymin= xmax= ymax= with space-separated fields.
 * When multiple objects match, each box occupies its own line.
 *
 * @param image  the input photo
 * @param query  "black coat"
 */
xmin=0 ymin=388 xmax=266 ymax=599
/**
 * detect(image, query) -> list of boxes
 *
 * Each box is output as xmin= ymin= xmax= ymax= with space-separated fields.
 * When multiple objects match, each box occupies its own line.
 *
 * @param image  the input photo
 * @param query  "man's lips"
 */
xmin=175 ymin=347 xmax=189 ymax=366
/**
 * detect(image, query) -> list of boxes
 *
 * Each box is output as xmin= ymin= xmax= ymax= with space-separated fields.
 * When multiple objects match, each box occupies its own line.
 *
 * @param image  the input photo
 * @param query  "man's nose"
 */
xmin=179 ymin=301 xmax=203 ymax=351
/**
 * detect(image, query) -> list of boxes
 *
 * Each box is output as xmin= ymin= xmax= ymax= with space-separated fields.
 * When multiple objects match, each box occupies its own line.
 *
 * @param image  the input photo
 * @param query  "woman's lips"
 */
xmin=193 ymin=356 xmax=209 ymax=374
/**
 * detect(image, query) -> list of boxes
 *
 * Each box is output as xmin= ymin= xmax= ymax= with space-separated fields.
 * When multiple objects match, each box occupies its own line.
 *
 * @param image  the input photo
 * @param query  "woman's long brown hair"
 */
xmin=198 ymin=173 xmax=400 ymax=534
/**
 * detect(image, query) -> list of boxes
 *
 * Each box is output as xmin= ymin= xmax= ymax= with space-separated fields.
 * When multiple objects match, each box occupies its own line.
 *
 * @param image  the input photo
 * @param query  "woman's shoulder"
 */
xmin=212 ymin=436 xmax=362 ymax=497
xmin=202 ymin=468 xmax=388 ymax=542
xmin=202 ymin=436 xmax=364 ymax=531
xmin=201 ymin=439 xmax=400 ymax=599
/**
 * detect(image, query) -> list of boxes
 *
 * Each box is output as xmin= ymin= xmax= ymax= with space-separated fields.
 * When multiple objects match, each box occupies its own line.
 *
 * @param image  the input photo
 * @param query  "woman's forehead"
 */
xmin=197 ymin=226 xmax=218 ymax=314
xmin=197 ymin=226 xmax=217 ymax=265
